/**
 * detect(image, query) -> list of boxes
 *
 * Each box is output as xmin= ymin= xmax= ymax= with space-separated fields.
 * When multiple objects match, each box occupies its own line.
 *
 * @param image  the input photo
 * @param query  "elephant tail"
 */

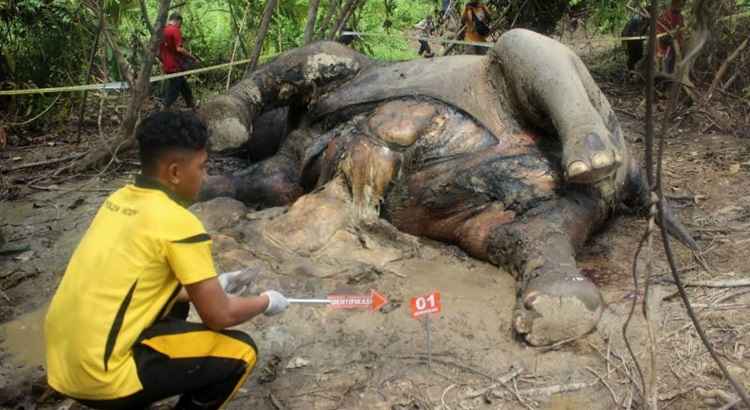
xmin=622 ymin=160 xmax=700 ymax=251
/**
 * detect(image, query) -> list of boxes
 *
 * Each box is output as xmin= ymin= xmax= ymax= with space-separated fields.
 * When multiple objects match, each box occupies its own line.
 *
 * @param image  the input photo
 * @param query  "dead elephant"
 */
xmin=199 ymin=29 xmax=696 ymax=346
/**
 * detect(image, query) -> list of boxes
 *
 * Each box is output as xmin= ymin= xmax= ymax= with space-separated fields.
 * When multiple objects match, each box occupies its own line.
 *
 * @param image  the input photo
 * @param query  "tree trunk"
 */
xmin=245 ymin=0 xmax=278 ymax=76
xmin=228 ymin=0 xmax=250 ymax=57
xmin=104 ymin=28 xmax=135 ymax=87
xmin=303 ymin=0 xmax=322 ymax=45
xmin=705 ymin=37 xmax=747 ymax=103
xmin=76 ymin=5 xmax=105 ymax=142
xmin=329 ymin=0 xmax=361 ymax=40
xmin=73 ymin=0 xmax=172 ymax=173
xmin=138 ymin=0 xmax=155 ymax=36
xmin=316 ymin=0 xmax=340 ymax=39
xmin=227 ymin=0 xmax=253 ymax=90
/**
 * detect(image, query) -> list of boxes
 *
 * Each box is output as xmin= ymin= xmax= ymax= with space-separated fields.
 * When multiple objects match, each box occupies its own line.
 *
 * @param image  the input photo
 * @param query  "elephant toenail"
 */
xmin=591 ymin=152 xmax=612 ymax=169
xmin=524 ymin=291 xmax=540 ymax=308
xmin=567 ymin=161 xmax=589 ymax=178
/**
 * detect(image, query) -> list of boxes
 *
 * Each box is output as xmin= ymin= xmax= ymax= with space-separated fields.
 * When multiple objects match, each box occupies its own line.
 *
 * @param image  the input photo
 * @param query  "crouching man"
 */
xmin=44 ymin=111 xmax=289 ymax=410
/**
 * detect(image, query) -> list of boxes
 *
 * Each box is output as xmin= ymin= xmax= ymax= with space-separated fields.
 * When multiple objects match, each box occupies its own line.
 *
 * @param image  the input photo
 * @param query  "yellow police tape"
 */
xmin=341 ymin=31 xmax=495 ymax=48
xmin=0 ymin=55 xmax=272 ymax=96
xmin=342 ymin=29 xmax=670 ymax=46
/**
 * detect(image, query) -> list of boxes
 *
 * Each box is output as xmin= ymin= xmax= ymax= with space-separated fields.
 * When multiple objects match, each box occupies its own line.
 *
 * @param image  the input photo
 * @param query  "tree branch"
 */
xmin=329 ymin=0 xmax=362 ymax=40
xmin=653 ymin=0 xmax=750 ymax=407
xmin=245 ymin=0 xmax=278 ymax=75
xmin=73 ymin=0 xmax=172 ymax=173
xmin=316 ymin=0 xmax=340 ymax=39
xmin=76 ymin=4 xmax=105 ymax=142
xmin=139 ymin=0 xmax=155 ymax=36
xmin=304 ymin=0 xmax=322 ymax=45
xmin=227 ymin=0 xmax=249 ymax=57
xmin=705 ymin=38 xmax=748 ymax=103
xmin=104 ymin=27 xmax=135 ymax=88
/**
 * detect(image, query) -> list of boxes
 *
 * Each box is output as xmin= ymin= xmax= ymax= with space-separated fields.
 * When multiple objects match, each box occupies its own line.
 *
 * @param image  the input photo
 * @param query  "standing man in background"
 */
xmin=462 ymin=1 xmax=491 ymax=55
xmin=416 ymin=15 xmax=435 ymax=58
xmin=656 ymin=0 xmax=684 ymax=73
xmin=160 ymin=12 xmax=199 ymax=110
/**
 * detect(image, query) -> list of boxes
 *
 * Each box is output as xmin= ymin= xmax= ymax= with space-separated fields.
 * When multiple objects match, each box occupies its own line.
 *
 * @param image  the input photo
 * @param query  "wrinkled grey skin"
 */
xmin=199 ymin=29 xmax=696 ymax=346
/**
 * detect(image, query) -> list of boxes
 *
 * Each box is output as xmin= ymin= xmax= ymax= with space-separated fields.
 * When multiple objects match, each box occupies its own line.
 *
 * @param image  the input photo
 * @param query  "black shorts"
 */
xmin=74 ymin=303 xmax=257 ymax=410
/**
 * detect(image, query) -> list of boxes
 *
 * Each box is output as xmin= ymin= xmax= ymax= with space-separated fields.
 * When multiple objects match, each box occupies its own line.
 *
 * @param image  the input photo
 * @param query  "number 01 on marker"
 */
xmin=410 ymin=291 xmax=441 ymax=318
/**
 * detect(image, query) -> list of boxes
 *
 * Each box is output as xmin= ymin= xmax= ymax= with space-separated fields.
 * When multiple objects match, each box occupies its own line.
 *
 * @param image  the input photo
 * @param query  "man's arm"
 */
xmin=481 ymin=5 xmax=491 ymax=22
xmin=174 ymin=28 xmax=198 ymax=61
xmin=462 ymin=7 xmax=472 ymax=25
xmin=177 ymin=45 xmax=196 ymax=60
xmin=185 ymin=277 xmax=270 ymax=330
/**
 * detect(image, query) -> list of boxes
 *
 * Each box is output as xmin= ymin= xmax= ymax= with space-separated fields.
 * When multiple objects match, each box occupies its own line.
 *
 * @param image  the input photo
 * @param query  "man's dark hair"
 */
xmin=136 ymin=111 xmax=208 ymax=174
xmin=169 ymin=12 xmax=182 ymax=22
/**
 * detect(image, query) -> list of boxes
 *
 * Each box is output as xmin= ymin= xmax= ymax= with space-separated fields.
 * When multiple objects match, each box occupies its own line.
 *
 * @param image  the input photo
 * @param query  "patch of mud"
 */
xmin=0 ymin=306 xmax=46 ymax=370
xmin=176 ymin=197 xmax=651 ymax=410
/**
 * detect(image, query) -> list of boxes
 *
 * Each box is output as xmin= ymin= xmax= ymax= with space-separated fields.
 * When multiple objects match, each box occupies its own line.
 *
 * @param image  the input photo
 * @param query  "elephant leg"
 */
xmin=492 ymin=29 xmax=624 ymax=185
xmin=462 ymin=194 xmax=607 ymax=346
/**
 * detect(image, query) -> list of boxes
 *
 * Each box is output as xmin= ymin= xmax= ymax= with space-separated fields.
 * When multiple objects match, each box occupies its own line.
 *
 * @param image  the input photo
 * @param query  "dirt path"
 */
xmin=2 ymin=47 xmax=750 ymax=410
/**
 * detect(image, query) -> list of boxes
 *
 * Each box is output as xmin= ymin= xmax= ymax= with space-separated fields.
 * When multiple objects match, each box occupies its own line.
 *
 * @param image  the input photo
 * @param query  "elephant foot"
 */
xmin=513 ymin=271 xmax=603 ymax=346
xmin=564 ymin=131 xmax=622 ymax=185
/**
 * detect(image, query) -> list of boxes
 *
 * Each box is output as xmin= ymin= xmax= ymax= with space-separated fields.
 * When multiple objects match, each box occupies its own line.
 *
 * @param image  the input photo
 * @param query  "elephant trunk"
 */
xmin=199 ymin=41 xmax=371 ymax=153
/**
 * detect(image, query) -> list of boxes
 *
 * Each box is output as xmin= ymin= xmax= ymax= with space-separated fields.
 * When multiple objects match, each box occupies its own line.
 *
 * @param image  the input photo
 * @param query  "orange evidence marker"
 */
xmin=288 ymin=289 xmax=388 ymax=312
xmin=410 ymin=291 xmax=441 ymax=318
xmin=410 ymin=290 xmax=442 ymax=368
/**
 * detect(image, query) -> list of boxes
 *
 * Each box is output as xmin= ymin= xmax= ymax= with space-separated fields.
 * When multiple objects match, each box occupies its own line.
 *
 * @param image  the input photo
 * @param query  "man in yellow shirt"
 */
xmin=45 ymin=111 xmax=289 ymax=409
xmin=462 ymin=0 xmax=491 ymax=55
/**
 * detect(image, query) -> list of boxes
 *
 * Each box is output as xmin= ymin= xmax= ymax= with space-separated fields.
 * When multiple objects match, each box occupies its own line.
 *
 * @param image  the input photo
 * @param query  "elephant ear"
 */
xmin=311 ymin=56 xmax=513 ymax=142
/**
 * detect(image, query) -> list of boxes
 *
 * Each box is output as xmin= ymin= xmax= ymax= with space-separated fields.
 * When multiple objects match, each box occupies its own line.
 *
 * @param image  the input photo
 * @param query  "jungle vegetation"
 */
xmin=0 ymin=0 xmax=748 ymax=122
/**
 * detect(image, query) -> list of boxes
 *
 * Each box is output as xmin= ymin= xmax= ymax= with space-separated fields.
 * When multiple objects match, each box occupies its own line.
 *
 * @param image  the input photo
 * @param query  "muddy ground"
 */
xmin=2 ymin=38 xmax=750 ymax=410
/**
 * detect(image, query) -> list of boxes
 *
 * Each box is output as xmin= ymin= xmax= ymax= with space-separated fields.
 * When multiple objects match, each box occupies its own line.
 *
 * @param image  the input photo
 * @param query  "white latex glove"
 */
xmin=218 ymin=269 xmax=255 ymax=295
xmin=262 ymin=290 xmax=289 ymax=316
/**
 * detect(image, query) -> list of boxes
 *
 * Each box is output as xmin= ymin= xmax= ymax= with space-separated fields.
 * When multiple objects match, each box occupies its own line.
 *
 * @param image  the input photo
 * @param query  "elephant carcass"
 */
xmin=199 ymin=29 xmax=696 ymax=346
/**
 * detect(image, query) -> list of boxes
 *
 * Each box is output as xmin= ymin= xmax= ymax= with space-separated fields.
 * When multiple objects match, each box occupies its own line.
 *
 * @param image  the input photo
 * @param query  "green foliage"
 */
xmin=9 ymin=0 xmax=747 ymax=124
xmin=1 ymin=0 xmax=92 ymax=87
xmin=355 ymin=0 xmax=433 ymax=61
xmin=582 ymin=0 xmax=633 ymax=34
xmin=0 ymin=0 xmax=94 ymax=118
xmin=487 ymin=0 xmax=571 ymax=34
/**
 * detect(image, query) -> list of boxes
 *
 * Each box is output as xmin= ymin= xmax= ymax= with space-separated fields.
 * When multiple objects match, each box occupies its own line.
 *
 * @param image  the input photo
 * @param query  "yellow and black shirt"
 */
xmin=45 ymin=175 xmax=217 ymax=400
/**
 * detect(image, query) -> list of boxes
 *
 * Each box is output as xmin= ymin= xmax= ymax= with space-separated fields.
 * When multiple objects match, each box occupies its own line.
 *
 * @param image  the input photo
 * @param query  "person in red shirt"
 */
xmin=160 ymin=13 xmax=198 ymax=110
xmin=656 ymin=0 xmax=684 ymax=73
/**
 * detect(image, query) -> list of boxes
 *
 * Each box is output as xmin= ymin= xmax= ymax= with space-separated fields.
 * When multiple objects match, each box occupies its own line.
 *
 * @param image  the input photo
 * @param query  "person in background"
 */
xmin=417 ymin=15 xmax=435 ymax=58
xmin=656 ymin=0 xmax=684 ymax=73
xmin=337 ymin=26 xmax=359 ymax=46
xmin=45 ymin=111 xmax=290 ymax=410
xmin=441 ymin=0 xmax=452 ymax=18
xmin=621 ymin=13 xmax=650 ymax=72
xmin=462 ymin=0 xmax=491 ymax=55
xmin=160 ymin=12 xmax=199 ymax=110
